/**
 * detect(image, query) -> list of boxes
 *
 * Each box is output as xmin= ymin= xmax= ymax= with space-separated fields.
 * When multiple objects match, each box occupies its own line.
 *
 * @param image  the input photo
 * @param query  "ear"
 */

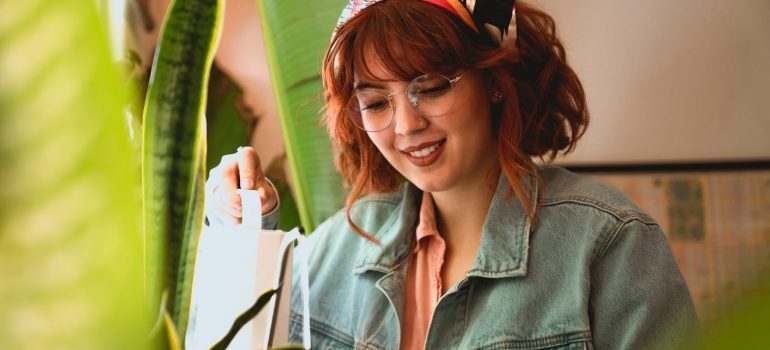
xmin=486 ymin=75 xmax=503 ymax=103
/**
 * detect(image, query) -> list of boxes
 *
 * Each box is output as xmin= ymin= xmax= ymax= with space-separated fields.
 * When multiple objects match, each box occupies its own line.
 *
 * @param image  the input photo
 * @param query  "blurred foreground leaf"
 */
xmin=700 ymin=275 xmax=770 ymax=349
xmin=0 ymin=0 xmax=149 ymax=349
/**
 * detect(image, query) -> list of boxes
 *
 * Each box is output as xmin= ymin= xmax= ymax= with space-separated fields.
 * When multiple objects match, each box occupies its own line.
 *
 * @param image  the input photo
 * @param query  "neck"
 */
xmin=431 ymin=170 xmax=499 ymax=246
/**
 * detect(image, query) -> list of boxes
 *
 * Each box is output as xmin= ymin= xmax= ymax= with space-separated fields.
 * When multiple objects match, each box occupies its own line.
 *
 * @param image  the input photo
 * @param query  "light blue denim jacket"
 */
xmin=286 ymin=166 xmax=700 ymax=349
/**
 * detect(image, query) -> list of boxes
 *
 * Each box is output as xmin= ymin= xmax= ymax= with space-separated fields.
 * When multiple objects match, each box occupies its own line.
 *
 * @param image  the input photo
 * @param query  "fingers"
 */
xmin=206 ymin=153 xmax=243 ymax=225
xmin=204 ymin=146 xmax=278 ymax=225
xmin=220 ymin=153 xmax=243 ymax=211
xmin=206 ymin=201 xmax=239 ymax=225
xmin=236 ymin=146 xmax=262 ymax=190
xmin=237 ymin=147 xmax=278 ymax=215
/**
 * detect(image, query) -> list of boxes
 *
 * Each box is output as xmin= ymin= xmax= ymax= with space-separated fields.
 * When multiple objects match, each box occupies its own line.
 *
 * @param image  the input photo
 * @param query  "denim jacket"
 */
xmin=287 ymin=166 xmax=700 ymax=349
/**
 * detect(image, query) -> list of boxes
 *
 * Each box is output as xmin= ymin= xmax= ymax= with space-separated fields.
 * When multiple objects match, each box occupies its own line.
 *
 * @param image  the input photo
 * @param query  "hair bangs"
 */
xmin=346 ymin=0 xmax=478 ymax=82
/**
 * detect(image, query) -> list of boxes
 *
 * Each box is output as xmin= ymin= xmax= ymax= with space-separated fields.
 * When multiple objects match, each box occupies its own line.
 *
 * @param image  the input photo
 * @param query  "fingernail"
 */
xmin=234 ymin=203 xmax=242 ymax=210
xmin=240 ymin=179 xmax=253 ymax=189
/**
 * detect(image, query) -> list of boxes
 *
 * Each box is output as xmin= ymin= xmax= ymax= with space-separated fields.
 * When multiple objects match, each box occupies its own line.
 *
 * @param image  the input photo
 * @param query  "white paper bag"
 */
xmin=186 ymin=189 xmax=310 ymax=350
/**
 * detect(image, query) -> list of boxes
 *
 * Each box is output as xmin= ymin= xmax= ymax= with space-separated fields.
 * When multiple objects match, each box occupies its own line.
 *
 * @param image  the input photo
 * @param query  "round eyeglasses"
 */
xmin=348 ymin=72 xmax=465 ymax=132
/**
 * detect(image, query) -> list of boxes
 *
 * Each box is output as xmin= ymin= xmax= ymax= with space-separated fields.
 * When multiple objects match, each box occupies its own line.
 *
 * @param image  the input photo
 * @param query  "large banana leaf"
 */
xmin=0 ymin=0 xmax=148 ymax=349
xmin=257 ymin=0 xmax=347 ymax=232
xmin=142 ymin=0 xmax=222 ymax=341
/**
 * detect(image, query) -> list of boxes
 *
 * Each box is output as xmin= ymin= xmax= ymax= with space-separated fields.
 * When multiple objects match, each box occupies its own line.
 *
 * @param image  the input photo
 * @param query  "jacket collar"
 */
xmin=468 ymin=172 xmax=537 ymax=278
xmin=353 ymin=183 xmax=421 ymax=275
xmin=353 ymin=172 xmax=537 ymax=279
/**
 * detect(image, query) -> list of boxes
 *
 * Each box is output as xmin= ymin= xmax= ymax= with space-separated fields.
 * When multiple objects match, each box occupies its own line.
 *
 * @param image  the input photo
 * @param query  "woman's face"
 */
xmin=354 ymin=61 xmax=500 ymax=194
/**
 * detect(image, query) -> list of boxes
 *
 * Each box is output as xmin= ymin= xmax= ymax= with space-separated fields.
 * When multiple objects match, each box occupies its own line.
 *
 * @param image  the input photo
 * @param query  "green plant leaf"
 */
xmin=700 ymin=275 xmax=770 ymax=349
xmin=204 ymin=66 xmax=252 ymax=172
xmin=257 ymin=0 xmax=347 ymax=232
xmin=174 ymin=135 xmax=207 ymax=340
xmin=209 ymin=288 xmax=278 ymax=350
xmin=142 ymin=0 xmax=223 ymax=341
xmin=0 ymin=1 xmax=148 ymax=349
xmin=164 ymin=311 xmax=183 ymax=350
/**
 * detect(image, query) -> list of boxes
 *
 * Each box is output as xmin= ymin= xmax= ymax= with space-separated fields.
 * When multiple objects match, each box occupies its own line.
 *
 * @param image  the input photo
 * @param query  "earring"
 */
xmin=492 ymin=91 xmax=503 ymax=102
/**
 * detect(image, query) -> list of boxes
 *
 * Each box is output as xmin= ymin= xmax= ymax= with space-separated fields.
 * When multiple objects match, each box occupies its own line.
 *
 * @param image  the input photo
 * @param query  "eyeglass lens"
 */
xmin=350 ymin=74 xmax=457 ymax=132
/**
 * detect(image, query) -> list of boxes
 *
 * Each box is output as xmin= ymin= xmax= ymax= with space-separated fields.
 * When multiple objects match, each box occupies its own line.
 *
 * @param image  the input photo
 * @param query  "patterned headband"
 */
xmin=333 ymin=0 xmax=517 ymax=48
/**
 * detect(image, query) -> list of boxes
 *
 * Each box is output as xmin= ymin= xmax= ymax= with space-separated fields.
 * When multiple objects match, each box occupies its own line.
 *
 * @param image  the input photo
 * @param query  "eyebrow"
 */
xmin=353 ymin=81 xmax=387 ymax=91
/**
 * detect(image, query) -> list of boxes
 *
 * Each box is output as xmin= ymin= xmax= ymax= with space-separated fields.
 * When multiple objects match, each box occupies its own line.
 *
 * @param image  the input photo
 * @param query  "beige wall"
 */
xmin=533 ymin=0 xmax=770 ymax=165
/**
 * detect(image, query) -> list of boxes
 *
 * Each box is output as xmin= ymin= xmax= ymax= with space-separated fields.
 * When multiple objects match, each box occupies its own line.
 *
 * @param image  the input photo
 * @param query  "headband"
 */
xmin=333 ymin=0 xmax=517 ymax=48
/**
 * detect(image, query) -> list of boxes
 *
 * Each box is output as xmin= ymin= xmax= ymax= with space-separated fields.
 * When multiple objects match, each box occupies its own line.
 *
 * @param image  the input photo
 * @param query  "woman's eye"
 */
xmin=361 ymin=100 xmax=388 ymax=113
xmin=414 ymin=82 xmax=451 ymax=97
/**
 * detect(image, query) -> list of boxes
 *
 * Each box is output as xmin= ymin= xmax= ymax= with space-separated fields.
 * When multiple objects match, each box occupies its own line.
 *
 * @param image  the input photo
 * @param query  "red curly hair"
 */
xmin=322 ymin=0 xmax=589 ymax=241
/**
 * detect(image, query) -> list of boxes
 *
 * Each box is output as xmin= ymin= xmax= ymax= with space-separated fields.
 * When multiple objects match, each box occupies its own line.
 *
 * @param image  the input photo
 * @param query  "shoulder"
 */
xmin=500 ymin=168 xmax=697 ymax=349
xmin=538 ymin=165 xmax=655 ymax=224
xmin=533 ymin=166 xmax=662 ymax=263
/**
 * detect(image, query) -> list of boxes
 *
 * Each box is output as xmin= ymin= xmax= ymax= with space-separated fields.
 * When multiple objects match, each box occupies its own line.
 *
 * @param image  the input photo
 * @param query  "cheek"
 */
xmin=367 ymin=132 xmax=385 ymax=151
xmin=452 ymin=105 xmax=494 ymax=142
xmin=367 ymin=132 xmax=396 ymax=159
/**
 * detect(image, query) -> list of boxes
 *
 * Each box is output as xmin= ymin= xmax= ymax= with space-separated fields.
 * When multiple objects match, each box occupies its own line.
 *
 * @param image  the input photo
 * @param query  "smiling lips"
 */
xmin=401 ymin=139 xmax=446 ymax=167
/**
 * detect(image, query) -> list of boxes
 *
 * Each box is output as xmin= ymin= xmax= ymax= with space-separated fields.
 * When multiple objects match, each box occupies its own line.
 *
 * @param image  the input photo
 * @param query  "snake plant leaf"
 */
xmin=257 ymin=0 xmax=347 ymax=232
xmin=0 ymin=0 xmax=147 ymax=349
xmin=142 ymin=0 xmax=223 ymax=340
xmin=174 ymin=134 xmax=206 ymax=338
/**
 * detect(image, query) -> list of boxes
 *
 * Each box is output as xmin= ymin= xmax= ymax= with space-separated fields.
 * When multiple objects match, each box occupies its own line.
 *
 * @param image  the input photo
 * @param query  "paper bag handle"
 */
xmin=238 ymin=190 xmax=312 ymax=350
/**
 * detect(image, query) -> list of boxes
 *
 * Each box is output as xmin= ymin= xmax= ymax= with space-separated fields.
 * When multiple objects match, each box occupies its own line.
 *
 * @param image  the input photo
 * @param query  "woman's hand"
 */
xmin=205 ymin=146 xmax=278 ymax=225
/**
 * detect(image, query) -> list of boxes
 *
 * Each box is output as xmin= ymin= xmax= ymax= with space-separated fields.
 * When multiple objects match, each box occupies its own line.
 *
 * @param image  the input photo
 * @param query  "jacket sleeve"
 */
xmin=589 ymin=218 xmax=702 ymax=350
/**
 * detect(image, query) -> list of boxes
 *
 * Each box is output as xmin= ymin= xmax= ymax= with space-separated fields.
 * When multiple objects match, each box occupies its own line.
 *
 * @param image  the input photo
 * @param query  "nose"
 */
xmin=391 ymin=92 xmax=427 ymax=135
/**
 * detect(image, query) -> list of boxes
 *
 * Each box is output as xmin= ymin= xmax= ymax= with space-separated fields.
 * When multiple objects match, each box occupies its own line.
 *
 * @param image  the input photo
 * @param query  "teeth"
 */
xmin=409 ymin=142 xmax=441 ymax=158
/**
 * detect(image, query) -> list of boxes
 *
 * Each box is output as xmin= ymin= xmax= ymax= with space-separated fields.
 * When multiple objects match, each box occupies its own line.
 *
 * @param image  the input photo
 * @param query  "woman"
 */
xmin=206 ymin=0 xmax=701 ymax=348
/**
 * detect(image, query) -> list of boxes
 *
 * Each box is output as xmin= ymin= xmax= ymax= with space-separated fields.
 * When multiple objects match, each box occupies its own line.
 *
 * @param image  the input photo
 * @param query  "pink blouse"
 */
xmin=400 ymin=192 xmax=447 ymax=350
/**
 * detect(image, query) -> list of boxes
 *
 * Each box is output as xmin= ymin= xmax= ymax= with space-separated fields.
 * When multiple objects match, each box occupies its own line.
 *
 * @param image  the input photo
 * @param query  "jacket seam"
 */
xmin=290 ymin=311 xmax=356 ymax=348
xmin=477 ymin=329 xmax=592 ymax=349
xmin=466 ymin=267 xmax=525 ymax=277
xmin=464 ymin=279 xmax=475 ymax=336
xmin=591 ymin=217 xmax=660 ymax=266
xmin=540 ymin=195 xmax=656 ymax=224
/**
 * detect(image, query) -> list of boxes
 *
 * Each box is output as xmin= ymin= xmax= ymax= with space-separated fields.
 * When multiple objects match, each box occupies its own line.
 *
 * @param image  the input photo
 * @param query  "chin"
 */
xmin=406 ymin=174 xmax=451 ymax=193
